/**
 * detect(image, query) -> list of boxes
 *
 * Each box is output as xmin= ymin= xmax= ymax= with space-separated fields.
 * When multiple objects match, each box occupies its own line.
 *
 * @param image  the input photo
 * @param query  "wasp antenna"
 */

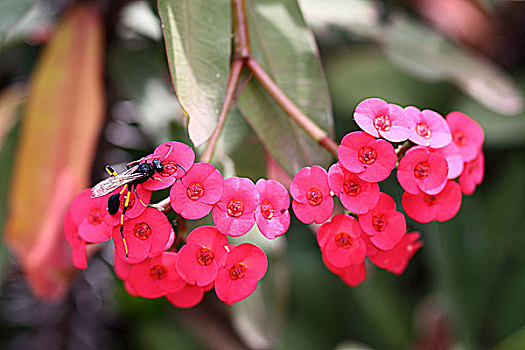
xmin=161 ymin=143 xmax=174 ymax=162
xmin=176 ymin=163 xmax=187 ymax=177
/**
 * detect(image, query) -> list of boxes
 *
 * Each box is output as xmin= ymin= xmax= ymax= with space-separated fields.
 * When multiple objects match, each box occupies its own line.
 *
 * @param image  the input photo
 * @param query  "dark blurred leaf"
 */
xmin=4 ymin=3 xmax=105 ymax=300
xmin=0 ymin=0 xmax=34 ymax=41
xmin=493 ymin=326 xmax=525 ymax=350
xmin=237 ymin=0 xmax=334 ymax=175
xmin=108 ymin=44 xmax=187 ymax=144
xmin=158 ymin=0 xmax=231 ymax=147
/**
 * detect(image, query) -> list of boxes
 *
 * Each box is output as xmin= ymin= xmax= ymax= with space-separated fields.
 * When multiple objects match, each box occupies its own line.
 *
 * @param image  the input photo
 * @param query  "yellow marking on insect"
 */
xmin=120 ymin=184 xmax=128 ymax=195
xmin=105 ymin=166 xmax=118 ymax=176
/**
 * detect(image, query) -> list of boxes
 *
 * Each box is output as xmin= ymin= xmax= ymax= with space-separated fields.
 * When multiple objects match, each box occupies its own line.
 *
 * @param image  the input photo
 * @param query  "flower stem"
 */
xmin=200 ymin=59 xmax=244 ymax=163
xmin=245 ymin=58 xmax=339 ymax=158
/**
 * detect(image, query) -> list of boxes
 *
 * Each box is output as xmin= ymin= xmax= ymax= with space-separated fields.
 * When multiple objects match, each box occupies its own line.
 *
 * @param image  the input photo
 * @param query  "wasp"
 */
xmin=90 ymin=145 xmax=183 ymax=258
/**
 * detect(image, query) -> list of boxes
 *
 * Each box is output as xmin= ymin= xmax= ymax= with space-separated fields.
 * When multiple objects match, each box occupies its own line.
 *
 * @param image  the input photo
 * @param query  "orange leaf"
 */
xmin=4 ymin=3 xmax=105 ymax=300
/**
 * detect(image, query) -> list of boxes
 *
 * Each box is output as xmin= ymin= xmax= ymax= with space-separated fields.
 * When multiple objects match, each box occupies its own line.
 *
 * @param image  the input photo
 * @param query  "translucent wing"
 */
xmin=91 ymin=166 xmax=146 ymax=198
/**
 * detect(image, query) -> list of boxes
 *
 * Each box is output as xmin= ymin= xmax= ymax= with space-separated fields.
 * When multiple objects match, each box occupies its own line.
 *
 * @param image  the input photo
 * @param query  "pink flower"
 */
xmin=70 ymin=188 xmax=112 ymax=243
xmin=102 ymin=185 xmax=151 ymax=227
xmin=459 ymin=152 xmax=484 ymax=195
xmin=175 ymin=226 xmax=229 ymax=286
xmin=214 ymin=243 xmax=268 ymax=305
xmin=405 ymin=106 xmax=452 ymax=148
xmin=431 ymin=144 xmax=464 ymax=179
xmin=316 ymin=214 xmax=367 ymax=268
xmin=112 ymin=207 xmax=173 ymax=263
xmin=63 ymin=210 xmax=87 ymax=270
xmin=212 ymin=177 xmax=259 ymax=237
xmin=365 ymin=231 xmax=422 ymax=274
xmin=358 ymin=193 xmax=406 ymax=250
xmin=170 ymin=162 xmax=223 ymax=219
xmin=290 ymin=166 xmax=333 ymax=224
xmin=397 ymin=146 xmax=448 ymax=195
xmin=402 ymin=180 xmax=462 ymax=223
xmin=127 ymin=252 xmax=186 ymax=299
xmin=446 ymin=112 xmax=484 ymax=162
xmin=254 ymin=179 xmax=290 ymax=239
xmin=338 ymin=131 xmax=396 ymax=182
xmin=322 ymin=254 xmax=366 ymax=287
xmin=327 ymin=163 xmax=380 ymax=214
xmin=353 ymin=98 xmax=412 ymax=142
xmin=166 ymin=283 xmax=213 ymax=308
xmin=141 ymin=141 xmax=195 ymax=191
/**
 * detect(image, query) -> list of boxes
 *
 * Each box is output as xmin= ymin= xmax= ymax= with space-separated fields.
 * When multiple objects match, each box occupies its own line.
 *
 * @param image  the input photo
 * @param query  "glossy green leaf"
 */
xmin=237 ymin=0 xmax=334 ymax=175
xmin=158 ymin=0 xmax=231 ymax=147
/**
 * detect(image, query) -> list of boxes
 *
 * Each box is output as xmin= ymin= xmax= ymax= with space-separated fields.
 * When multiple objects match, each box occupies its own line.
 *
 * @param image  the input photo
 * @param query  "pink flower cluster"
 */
xmin=64 ymin=141 xmax=291 ymax=307
xmin=291 ymin=98 xmax=485 ymax=286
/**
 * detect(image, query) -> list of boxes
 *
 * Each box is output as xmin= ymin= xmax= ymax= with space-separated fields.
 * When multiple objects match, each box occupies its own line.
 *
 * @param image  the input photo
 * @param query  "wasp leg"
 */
xmin=120 ymin=187 xmax=131 ymax=258
xmin=132 ymin=183 xmax=151 ymax=208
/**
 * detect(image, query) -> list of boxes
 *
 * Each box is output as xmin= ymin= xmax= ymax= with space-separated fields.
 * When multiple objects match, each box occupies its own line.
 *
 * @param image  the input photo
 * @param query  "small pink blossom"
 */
xmin=102 ymin=185 xmax=151 ymax=227
xmin=358 ymin=193 xmax=406 ymax=250
xmin=113 ymin=207 xmax=173 ymax=263
xmin=402 ymin=180 xmax=462 ymax=223
xmin=338 ymin=131 xmax=396 ymax=182
xmin=214 ymin=243 xmax=268 ymax=305
xmin=290 ymin=166 xmax=333 ymax=224
xmin=175 ymin=226 xmax=229 ymax=286
xmin=459 ymin=152 xmax=484 ymax=195
xmin=63 ymin=210 xmax=87 ymax=270
xmin=446 ymin=112 xmax=484 ymax=162
xmin=170 ymin=162 xmax=223 ymax=219
xmin=327 ymin=163 xmax=380 ymax=214
xmin=254 ymin=179 xmax=291 ymax=239
xmin=70 ymin=188 xmax=112 ymax=243
xmin=141 ymin=141 xmax=195 ymax=191
xmin=431 ymin=143 xmax=464 ymax=179
xmin=127 ymin=252 xmax=186 ymax=299
xmin=397 ymin=146 xmax=448 ymax=195
xmin=405 ymin=106 xmax=451 ymax=148
xmin=212 ymin=177 xmax=259 ymax=237
xmin=364 ymin=231 xmax=423 ymax=274
xmin=316 ymin=214 xmax=367 ymax=268
xmin=354 ymin=98 xmax=412 ymax=142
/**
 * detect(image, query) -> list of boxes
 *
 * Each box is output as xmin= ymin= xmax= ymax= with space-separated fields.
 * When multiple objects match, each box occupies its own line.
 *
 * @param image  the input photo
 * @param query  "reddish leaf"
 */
xmin=4 ymin=3 xmax=105 ymax=300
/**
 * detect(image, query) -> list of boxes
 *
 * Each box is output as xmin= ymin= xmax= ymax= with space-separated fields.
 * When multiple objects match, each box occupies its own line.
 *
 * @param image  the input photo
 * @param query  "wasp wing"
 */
xmin=91 ymin=166 xmax=146 ymax=198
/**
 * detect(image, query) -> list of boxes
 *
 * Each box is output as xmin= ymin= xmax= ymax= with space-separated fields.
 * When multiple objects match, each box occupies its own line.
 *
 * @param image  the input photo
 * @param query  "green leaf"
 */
xmin=237 ymin=0 xmax=334 ymax=175
xmin=158 ymin=0 xmax=231 ymax=147
xmin=0 ymin=0 xmax=34 ymax=41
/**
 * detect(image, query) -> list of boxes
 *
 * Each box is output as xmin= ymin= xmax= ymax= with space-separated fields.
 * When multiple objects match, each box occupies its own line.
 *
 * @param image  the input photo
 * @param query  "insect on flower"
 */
xmin=90 ymin=144 xmax=186 ymax=258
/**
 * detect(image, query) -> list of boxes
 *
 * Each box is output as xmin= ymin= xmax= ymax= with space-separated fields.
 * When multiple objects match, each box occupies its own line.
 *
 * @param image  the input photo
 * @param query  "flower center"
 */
xmin=196 ymin=248 xmax=215 ymax=266
xmin=414 ymin=161 xmax=430 ymax=179
xmin=373 ymin=115 xmax=391 ymax=131
xmin=227 ymin=200 xmax=244 ymax=217
xmin=149 ymin=265 xmax=168 ymax=280
xmin=372 ymin=214 xmax=387 ymax=232
xmin=423 ymin=194 xmax=440 ymax=205
xmin=358 ymin=146 xmax=377 ymax=165
xmin=160 ymin=162 xmax=177 ymax=177
xmin=186 ymin=182 xmax=205 ymax=200
xmin=306 ymin=187 xmax=323 ymax=206
xmin=229 ymin=263 xmax=246 ymax=280
xmin=119 ymin=193 xmax=135 ymax=211
xmin=260 ymin=201 xmax=275 ymax=219
xmin=343 ymin=180 xmax=360 ymax=196
xmin=87 ymin=209 xmax=102 ymax=225
xmin=453 ymin=131 xmax=466 ymax=146
xmin=133 ymin=222 xmax=151 ymax=240
xmin=416 ymin=122 xmax=432 ymax=139
xmin=335 ymin=232 xmax=353 ymax=248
